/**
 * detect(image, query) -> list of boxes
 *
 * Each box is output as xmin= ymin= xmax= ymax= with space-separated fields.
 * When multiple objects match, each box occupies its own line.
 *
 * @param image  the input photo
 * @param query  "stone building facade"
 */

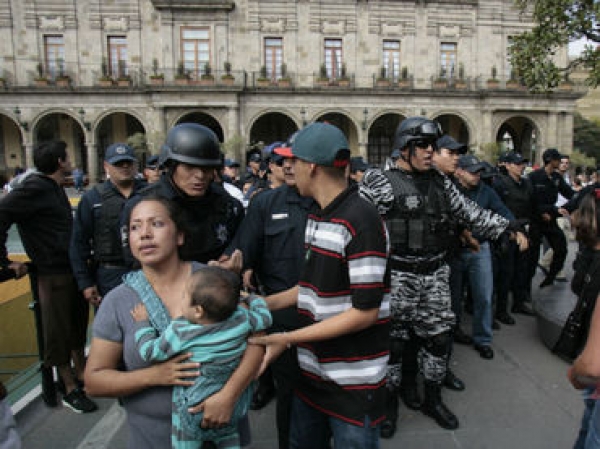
xmin=0 ymin=0 xmax=582 ymax=182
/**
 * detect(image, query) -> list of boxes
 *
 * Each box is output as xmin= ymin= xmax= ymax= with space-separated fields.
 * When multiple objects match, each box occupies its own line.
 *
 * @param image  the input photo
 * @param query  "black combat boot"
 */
xmin=421 ymin=381 xmax=459 ymax=430
xmin=380 ymin=389 xmax=399 ymax=439
xmin=399 ymin=383 xmax=421 ymax=410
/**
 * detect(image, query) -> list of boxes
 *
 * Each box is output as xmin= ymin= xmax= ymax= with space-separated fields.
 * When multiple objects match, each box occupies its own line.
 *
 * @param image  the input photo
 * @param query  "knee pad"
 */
xmin=424 ymin=332 xmax=451 ymax=357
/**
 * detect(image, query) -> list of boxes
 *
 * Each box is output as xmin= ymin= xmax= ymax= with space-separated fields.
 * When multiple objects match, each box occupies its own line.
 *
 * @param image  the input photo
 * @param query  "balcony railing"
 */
xmin=0 ymin=65 xmax=587 ymax=94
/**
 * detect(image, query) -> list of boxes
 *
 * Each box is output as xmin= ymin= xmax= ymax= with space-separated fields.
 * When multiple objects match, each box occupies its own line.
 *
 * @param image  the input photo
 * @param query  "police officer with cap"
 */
xmin=360 ymin=116 xmax=528 ymax=435
xmin=224 ymin=137 xmax=317 ymax=449
xmin=528 ymin=148 xmax=574 ymax=288
xmin=70 ymin=143 xmax=146 ymax=308
xmin=143 ymin=154 xmax=161 ymax=184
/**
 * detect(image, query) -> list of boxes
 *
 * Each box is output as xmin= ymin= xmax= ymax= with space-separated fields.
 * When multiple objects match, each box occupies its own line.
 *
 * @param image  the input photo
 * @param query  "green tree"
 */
xmin=510 ymin=0 xmax=599 ymax=92
xmin=222 ymin=133 xmax=246 ymax=157
xmin=479 ymin=142 xmax=502 ymax=163
xmin=574 ymin=112 xmax=600 ymax=160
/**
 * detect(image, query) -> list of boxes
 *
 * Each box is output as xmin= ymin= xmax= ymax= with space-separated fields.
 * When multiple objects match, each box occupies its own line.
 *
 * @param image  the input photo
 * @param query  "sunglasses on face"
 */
xmin=113 ymin=160 xmax=134 ymax=168
xmin=414 ymin=140 xmax=434 ymax=150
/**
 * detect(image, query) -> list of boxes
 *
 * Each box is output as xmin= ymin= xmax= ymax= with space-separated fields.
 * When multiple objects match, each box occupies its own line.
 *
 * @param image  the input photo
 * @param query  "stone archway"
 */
xmin=177 ymin=112 xmax=225 ymax=142
xmin=0 ymin=115 xmax=24 ymax=179
xmin=496 ymin=116 xmax=538 ymax=163
xmin=95 ymin=112 xmax=146 ymax=180
xmin=315 ymin=111 xmax=360 ymax=155
xmin=248 ymin=112 xmax=298 ymax=150
xmin=367 ymin=113 xmax=405 ymax=167
xmin=435 ymin=114 xmax=471 ymax=146
xmin=35 ymin=112 xmax=86 ymax=173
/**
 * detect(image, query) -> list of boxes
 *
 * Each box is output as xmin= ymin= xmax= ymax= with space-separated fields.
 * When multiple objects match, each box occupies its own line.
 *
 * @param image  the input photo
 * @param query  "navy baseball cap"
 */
xmin=291 ymin=122 xmax=350 ymax=167
xmin=504 ymin=152 xmax=528 ymax=164
xmin=436 ymin=135 xmax=467 ymax=154
xmin=350 ymin=157 xmax=369 ymax=173
xmin=458 ymin=154 xmax=486 ymax=173
xmin=105 ymin=143 xmax=136 ymax=165
xmin=145 ymin=154 xmax=159 ymax=168
xmin=248 ymin=152 xmax=262 ymax=163
xmin=224 ymin=158 xmax=240 ymax=168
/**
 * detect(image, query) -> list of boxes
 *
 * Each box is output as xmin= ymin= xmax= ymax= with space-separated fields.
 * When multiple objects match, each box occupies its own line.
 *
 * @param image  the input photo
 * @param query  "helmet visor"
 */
xmin=405 ymin=121 xmax=442 ymax=139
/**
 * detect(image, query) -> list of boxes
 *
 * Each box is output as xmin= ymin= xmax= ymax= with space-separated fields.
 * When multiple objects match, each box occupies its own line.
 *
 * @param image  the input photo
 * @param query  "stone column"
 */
xmin=24 ymin=142 xmax=33 ymax=170
xmin=359 ymin=133 xmax=368 ymax=159
xmin=546 ymin=112 xmax=558 ymax=150
xmin=480 ymin=110 xmax=493 ymax=149
xmin=86 ymin=142 xmax=99 ymax=184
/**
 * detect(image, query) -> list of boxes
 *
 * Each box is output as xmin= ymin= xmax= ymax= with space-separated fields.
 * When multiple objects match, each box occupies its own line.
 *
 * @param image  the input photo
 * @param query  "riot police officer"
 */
xmin=122 ymin=123 xmax=244 ymax=264
xmin=360 ymin=116 xmax=527 ymax=435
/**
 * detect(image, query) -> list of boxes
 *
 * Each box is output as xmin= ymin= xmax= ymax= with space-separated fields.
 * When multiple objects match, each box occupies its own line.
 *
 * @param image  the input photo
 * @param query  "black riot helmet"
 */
xmin=393 ymin=116 xmax=443 ymax=152
xmin=160 ymin=123 xmax=222 ymax=168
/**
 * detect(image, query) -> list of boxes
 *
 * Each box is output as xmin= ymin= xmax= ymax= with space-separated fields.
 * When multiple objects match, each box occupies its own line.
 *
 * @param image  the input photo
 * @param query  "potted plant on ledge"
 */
xmin=506 ymin=70 xmax=521 ymax=89
xmin=316 ymin=63 xmax=329 ymax=86
xmin=454 ymin=63 xmax=467 ymax=89
xmin=99 ymin=58 xmax=113 ymax=87
xmin=55 ymin=58 xmax=70 ymax=87
xmin=433 ymin=68 xmax=447 ymax=89
xmin=376 ymin=66 xmax=391 ymax=87
xmin=149 ymin=58 xmax=164 ymax=86
xmin=256 ymin=65 xmax=270 ymax=87
xmin=278 ymin=63 xmax=291 ymax=87
xmin=221 ymin=61 xmax=235 ymax=85
xmin=487 ymin=66 xmax=499 ymax=89
xmin=175 ymin=61 xmax=189 ymax=85
xmin=116 ymin=60 xmax=131 ymax=87
xmin=398 ymin=66 xmax=410 ymax=88
xmin=35 ymin=61 xmax=49 ymax=87
xmin=199 ymin=62 xmax=215 ymax=85
xmin=337 ymin=63 xmax=350 ymax=87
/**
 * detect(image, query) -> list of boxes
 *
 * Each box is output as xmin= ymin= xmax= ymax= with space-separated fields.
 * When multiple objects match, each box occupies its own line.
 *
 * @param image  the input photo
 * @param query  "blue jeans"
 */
xmin=574 ymin=389 xmax=600 ymax=449
xmin=450 ymin=241 xmax=493 ymax=346
xmin=289 ymin=395 xmax=379 ymax=449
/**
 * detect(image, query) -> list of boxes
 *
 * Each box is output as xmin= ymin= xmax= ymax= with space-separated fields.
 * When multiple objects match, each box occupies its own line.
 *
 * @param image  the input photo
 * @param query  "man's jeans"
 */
xmin=450 ymin=241 xmax=493 ymax=346
xmin=289 ymin=395 xmax=380 ymax=449
xmin=574 ymin=389 xmax=600 ymax=449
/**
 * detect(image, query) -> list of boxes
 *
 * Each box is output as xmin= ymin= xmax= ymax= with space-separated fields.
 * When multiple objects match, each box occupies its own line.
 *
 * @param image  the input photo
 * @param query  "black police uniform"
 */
xmin=528 ymin=167 xmax=574 ymax=284
xmin=493 ymin=173 xmax=538 ymax=312
xmin=70 ymin=179 xmax=146 ymax=297
xmin=122 ymin=174 xmax=244 ymax=264
xmin=226 ymin=184 xmax=316 ymax=449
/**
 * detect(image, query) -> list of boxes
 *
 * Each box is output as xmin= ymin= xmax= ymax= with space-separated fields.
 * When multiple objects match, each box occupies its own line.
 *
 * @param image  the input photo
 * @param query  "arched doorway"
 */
xmin=315 ymin=112 xmax=359 ymax=154
xmin=496 ymin=116 xmax=538 ymax=163
xmin=177 ymin=112 xmax=224 ymax=142
xmin=95 ymin=112 xmax=146 ymax=180
xmin=35 ymin=112 xmax=86 ymax=173
xmin=367 ymin=113 xmax=405 ymax=167
xmin=435 ymin=114 xmax=470 ymax=146
xmin=0 ymin=116 xmax=24 ymax=181
xmin=248 ymin=112 xmax=297 ymax=149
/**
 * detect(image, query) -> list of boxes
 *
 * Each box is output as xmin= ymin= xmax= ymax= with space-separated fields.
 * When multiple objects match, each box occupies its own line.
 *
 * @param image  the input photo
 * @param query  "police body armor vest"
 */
xmin=176 ymin=188 xmax=236 ymax=264
xmin=384 ymin=169 xmax=453 ymax=256
xmin=93 ymin=183 xmax=127 ymax=264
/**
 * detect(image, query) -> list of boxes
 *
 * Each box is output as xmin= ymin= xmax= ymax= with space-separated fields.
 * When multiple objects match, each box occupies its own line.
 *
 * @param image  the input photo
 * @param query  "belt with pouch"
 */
xmin=389 ymin=257 xmax=446 ymax=274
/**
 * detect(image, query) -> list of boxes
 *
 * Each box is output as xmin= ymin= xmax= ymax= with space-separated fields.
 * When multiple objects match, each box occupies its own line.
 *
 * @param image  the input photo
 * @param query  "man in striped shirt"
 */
xmin=250 ymin=122 xmax=391 ymax=449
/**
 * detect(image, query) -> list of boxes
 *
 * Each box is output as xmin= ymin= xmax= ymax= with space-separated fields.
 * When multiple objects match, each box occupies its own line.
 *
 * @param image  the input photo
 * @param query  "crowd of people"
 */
xmin=0 ymin=116 xmax=598 ymax=449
